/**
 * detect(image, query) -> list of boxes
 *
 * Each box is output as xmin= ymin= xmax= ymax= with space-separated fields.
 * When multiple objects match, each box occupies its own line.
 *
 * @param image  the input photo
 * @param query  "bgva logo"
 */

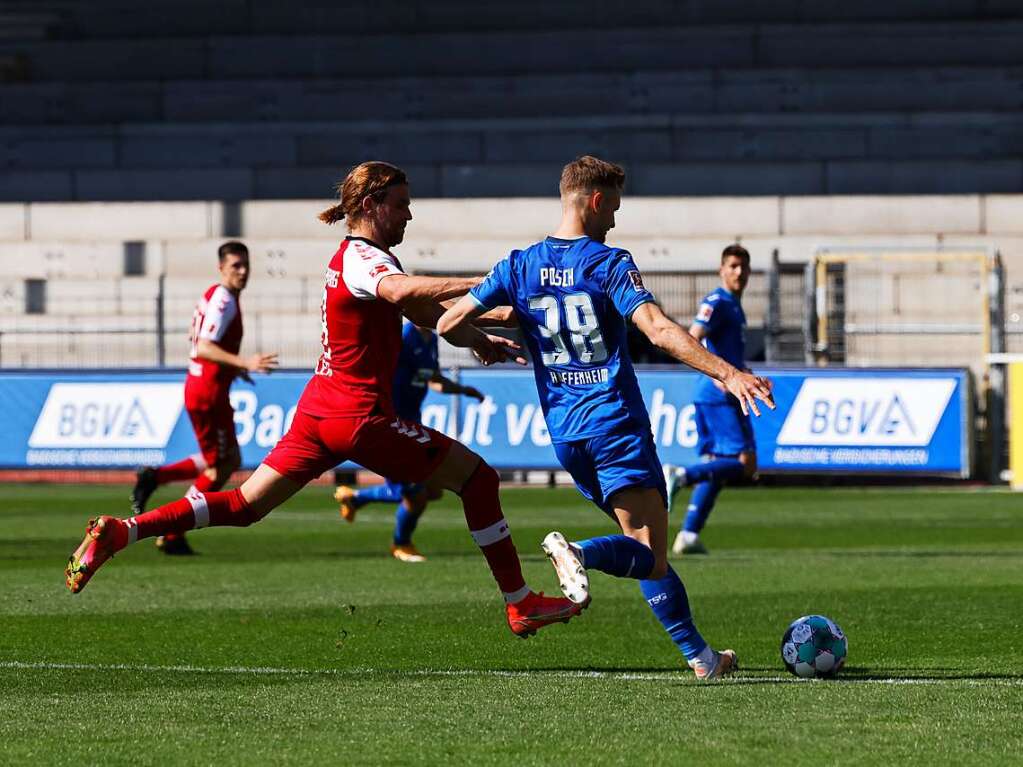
xmin=777 ymin=378 xmax=956 ymax=447
xmin=29 ymin=383 xmax=183 ymax=448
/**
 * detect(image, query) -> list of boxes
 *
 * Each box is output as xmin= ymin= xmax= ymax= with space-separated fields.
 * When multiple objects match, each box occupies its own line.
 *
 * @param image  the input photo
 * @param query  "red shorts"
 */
xmin=263 ymin=409 xmax=454 ymax=486
xmin=187 ymin=399 xmax=239 ymax=467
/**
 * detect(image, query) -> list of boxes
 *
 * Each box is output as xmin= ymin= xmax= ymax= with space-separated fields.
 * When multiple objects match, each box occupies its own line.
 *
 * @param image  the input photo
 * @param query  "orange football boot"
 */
xmin=65 ymin=516 xmax=128 ymax=594
xmin=505 ymin=590 xmax=588 ymax=638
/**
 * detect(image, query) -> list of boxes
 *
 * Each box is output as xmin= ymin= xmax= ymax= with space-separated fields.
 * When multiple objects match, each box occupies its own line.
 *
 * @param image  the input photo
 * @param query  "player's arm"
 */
xmin=437 ymin=293 xmax=487 ymax=338
xmin=195 ymin=339 xmax=278 ymax=374
xmin=403 ymin=299 xmax=516 ymax=331
xmin=631 ymin=302 xmax=773 ymax=416
xmin=436 ymin=295 xmax=525 ymax=366
xmin=428 ymin=370 xmax=485 ymax=401
xmin=441 ymin=299 xmax=518 ymax=328
xmin=377 ymin=274 xmax=481 ymax=306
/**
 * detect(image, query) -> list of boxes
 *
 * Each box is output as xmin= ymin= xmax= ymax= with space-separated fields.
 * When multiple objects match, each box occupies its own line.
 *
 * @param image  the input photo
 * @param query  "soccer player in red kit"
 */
xmin=130 ymin=241 xmax=278 ymax=555
xmin=66 ymin=161 xmax=584 ymax=637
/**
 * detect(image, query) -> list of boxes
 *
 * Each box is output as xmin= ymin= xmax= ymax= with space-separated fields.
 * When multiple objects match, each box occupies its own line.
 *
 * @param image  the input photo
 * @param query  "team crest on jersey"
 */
xmin=627 ymin=270 xmax=647 ymax=292
xmin=697 ymin=303 xmax=714 ymax=322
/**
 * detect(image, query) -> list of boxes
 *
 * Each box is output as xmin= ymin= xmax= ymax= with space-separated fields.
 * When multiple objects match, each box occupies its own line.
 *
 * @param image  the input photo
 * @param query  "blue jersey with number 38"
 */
xmin=470 ymin=236 xmax=655 ymax=443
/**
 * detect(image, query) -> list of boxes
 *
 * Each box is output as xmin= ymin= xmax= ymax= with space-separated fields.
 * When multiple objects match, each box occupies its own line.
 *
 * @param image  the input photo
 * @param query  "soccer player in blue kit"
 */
xmin=663 ymin=244 xmax=757 ymax=556
xmin=335 ymin=320 xmax=485 ymax=562
xmin=438 ymin=156 xmax=774 ymax=680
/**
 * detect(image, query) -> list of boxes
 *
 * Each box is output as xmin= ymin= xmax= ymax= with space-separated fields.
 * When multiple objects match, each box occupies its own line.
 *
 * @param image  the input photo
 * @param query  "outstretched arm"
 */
xmin=441 ymin=299 xmax=518 ymax=328
xmin=631 ymin=302 xmax=774 ymax=416
xmin=436 ymin=295 xmax=525 ymax=366
xmin=404 ymin=298 xmax=516 ymax=331
xmin=377 ymin=274 xmax=481 ymax=306
xmin=437 ymin=294 xmax=487 ymax=338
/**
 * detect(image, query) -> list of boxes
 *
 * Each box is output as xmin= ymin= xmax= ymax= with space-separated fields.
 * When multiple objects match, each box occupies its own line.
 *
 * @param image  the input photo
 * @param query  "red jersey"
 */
xmin=297 ymin=236 xmax=406 ymax=418
xmin=185 ymin=283 xmax=243 ymax=409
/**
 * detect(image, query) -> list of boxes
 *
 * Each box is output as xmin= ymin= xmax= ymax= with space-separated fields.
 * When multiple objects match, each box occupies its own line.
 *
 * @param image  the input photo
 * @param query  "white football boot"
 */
xmin=688 ymin=649 xmax=738 ymax=681
xmin=672 ymin=530 xmax=709 ymax=556
xmin=662 ymin=464 xmax=686 ymax=514
xmin=541 ymin=531 xmax=590 ymax=605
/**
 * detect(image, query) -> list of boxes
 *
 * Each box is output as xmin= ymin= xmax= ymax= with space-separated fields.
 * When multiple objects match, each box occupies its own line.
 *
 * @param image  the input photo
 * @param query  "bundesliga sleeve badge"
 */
xmin=697 ymin=303 xmax=714 ymax=322
xmin=627 ymin=270 xmax=647 ymax=293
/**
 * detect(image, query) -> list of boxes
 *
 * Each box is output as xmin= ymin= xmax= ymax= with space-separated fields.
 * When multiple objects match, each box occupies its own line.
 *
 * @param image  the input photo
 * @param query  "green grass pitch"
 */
xmin=2 ymin=482 xmax=1022 ymax=765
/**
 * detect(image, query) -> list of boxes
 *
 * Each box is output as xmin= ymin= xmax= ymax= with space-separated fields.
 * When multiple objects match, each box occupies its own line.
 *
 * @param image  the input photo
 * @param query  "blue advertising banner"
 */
xmin=0 ymin=367 xmax=970 ymax=477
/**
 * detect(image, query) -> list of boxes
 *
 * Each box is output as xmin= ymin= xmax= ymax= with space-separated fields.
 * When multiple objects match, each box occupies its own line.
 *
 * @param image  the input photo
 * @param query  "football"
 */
xmin=781 ymin=615 xmax=848 ymax=679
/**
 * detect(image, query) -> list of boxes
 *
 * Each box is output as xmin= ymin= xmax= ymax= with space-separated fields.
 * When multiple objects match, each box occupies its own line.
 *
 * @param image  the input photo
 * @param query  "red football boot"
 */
xmin=65 ymin=516 xmax=129 ymax=594
xmin=505 ymin=590 xmax=588 ymax=638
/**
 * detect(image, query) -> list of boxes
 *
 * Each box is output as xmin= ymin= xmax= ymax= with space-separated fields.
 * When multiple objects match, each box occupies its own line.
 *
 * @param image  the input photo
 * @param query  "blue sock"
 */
xmin=640 ymin=566 xmax=707 ymax=660
xmin=354 ymin=484 xmax=402 ymax=509
xmin=575 ymin=535 xmax=655 ymax=579
xmin=393 ymin=503 xmax=420 ymax=546
xmin=683 ymin=481 xmax=723 ymax=534
xmin=683 ymin=458 xmax=744 ymax=486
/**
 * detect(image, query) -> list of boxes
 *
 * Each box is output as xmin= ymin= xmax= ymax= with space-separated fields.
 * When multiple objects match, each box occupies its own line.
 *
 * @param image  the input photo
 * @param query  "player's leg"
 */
xmin=335 ymin=479 xmax=404 ymax=523
xmin=158 ymin=404 xmax=240 ymax=555
xmin=132 ymin=402 xmax=221 ymax=515
xmin=66 ymin=412 xmax=328 ymax=593
xmin=66 ymin=464 xmax=303 ymax=593
xmin=672 ymin=403 xmax=753 ymax=555
xmin=546 ymin=432 xmax=737 ymax=679
xmin=346 ymin=414 xmax=584 ymax=636
xmin=131 ymin=452 xmax=207 ymax=514
xmin=543 ymin=437 xmax=658 ymax=602
xmin=390 ymin=484 xmax=436 ymax=562
xmin=604 ymin=483 xmax=737 ymax=678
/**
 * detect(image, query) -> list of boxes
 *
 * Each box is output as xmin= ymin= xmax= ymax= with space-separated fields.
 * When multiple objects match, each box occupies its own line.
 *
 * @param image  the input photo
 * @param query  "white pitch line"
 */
xmin=1 ymin=661 xmax=1020 ymax=686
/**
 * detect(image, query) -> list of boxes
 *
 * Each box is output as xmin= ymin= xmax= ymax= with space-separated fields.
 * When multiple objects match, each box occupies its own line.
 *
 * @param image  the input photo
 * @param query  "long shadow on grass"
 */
xmin=821 ymin=549 xmax=1023 ymax=559
xmin=736 ymin=665 xmax=1023 ymax=682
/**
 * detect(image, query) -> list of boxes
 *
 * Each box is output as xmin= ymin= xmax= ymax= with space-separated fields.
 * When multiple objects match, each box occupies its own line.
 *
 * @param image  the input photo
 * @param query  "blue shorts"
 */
xmin=553 ymin=427 xmax=666 ymax=517
xmin=694 ymin=401 xmax=756 ymax=457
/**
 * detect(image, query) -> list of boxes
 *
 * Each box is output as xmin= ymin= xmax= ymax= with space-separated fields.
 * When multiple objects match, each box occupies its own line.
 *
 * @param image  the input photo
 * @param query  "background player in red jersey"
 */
xmin=130 ymin=241 xmax=278 ymax=555
xmin=67 ymin=161 xmax=584 ymax=638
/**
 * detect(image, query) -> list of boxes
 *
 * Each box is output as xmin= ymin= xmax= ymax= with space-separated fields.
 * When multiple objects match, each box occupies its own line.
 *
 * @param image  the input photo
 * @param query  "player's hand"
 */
xmin=246 ymin=352 xmax=279 ymax=374
xmin=471 ymin=334 xmax=527 ymax=367
xmin=462 ymin=386 xmax=485 ymax=402
xmin=723 ymin=369 xmax=774 ymax=417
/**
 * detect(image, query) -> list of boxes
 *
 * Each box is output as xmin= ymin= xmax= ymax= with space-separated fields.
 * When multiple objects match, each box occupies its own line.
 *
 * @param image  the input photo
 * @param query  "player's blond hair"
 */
xmin=559 ymin=155 xmax=625 ymax=197
xmin=318 ymin=161 xmax=408 ymax=226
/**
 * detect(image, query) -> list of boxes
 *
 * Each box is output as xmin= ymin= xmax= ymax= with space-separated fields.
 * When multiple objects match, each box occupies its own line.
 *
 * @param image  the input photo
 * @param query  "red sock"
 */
xmin=127 ymin=488 xmax=259 ymax=542
xmin=154 ymin=454 xmax=205 ymax=484
xmin=191 ymin=472 xmax=217 ymax=493
xmin=459 ymin=462 xmax=527 ymax=601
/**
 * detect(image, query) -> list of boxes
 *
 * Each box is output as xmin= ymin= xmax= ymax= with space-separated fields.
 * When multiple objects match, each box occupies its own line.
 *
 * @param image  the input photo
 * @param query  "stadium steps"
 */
xmin=23 ymin=0 xmax=1023 ymax=40
xmin=1 ymin=21 xmax=1022 ymax=82
xmin=2 ymin=67 xmax=1021 ymax=125
xmin=0 ymin=112 xmax=1020 ymax=199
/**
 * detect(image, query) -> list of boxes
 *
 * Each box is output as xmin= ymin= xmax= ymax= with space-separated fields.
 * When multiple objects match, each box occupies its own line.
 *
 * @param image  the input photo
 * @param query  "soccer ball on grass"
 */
xmin=780 ymin=615 xmax=848 ymax=679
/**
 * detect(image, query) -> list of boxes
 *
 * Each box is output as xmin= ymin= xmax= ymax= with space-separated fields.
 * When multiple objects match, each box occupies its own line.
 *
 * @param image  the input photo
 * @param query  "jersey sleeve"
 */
xmin=197 ymin=286 xmax=238 ymax=343
xmin=694 ymin=293 xmax=721 ymax=331
xmin=469 ymin=257 xmax=512 ymax=310
xmin=604 ymin=251 xmax=655 ymax=319
xmin=342 ymin=241 xmax=405 ymax=300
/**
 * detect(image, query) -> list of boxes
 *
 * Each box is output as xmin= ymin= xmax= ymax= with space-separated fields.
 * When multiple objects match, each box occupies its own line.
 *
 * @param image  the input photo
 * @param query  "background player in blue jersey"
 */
xmin=334 ymin=320 xmax=485 ymax=562
xmin=438 ymin=156 xmax=774 ymax=680
xmin=663 ymin=244 xmax=757 ymax=556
